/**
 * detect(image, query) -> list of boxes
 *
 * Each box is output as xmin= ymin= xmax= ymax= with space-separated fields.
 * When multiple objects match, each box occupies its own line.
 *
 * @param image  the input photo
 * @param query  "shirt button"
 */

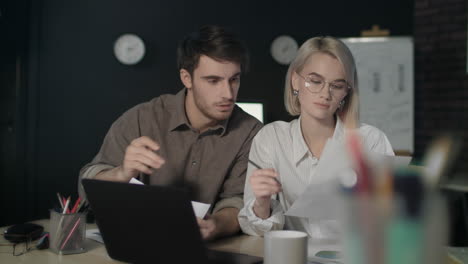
xmin=310 ymin=156 xmax=318 ymax=165
xmin=191 ymin=161 xmax=197 ymax=166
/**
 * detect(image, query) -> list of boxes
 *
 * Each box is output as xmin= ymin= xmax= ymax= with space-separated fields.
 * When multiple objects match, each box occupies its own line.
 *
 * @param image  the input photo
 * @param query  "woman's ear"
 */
xmin=291 ymin=71 xmax=300 ymax=91
xmin=180 ymin=69 xmax=192 ymax=89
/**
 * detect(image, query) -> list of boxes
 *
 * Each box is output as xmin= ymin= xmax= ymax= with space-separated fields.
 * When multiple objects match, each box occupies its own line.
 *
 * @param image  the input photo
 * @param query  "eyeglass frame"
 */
xmin=12 ymin=239 xmax=33 ymax=256
xmin=0 ymin=238 xmax=33 ymax=256
xmin=1 ymin=232 xmax=38 ymax=256
xmin=295 ymin=71 xmax=352 ymax=98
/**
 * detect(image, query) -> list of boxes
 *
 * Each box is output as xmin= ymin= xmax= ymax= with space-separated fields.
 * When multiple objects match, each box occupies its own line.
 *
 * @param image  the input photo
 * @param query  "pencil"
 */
xmin=248 ymin=160 xmax=281 ymax=185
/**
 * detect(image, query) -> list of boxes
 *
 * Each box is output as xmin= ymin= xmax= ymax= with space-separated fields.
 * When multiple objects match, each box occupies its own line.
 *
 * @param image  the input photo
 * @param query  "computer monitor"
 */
xmin=236 ymin=102 xmax=264 ymax=123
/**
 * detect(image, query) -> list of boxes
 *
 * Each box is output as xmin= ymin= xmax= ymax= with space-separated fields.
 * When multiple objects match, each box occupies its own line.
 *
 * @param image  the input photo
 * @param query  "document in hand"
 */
xmin=130 ymin=177 xmax=210 ymax=218
xmin=284 ymin=139 xmax=402 ymax=221
xmin=284 ymin=139 xmax=349 ymax=221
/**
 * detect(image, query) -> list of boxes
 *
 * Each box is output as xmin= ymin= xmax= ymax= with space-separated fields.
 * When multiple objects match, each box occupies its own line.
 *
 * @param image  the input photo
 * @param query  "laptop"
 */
xmin=82 ymin=179 xmax=263 ymax=264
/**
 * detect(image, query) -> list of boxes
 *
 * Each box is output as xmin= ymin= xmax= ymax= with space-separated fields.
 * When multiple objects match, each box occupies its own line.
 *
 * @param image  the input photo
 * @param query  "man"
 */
xmin=78 ymin=25 xmax=263 ymax=240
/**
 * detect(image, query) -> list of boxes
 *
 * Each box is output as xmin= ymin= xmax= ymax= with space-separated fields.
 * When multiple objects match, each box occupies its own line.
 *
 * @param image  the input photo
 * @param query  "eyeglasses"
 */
xmin=1 ymin=231 xmax=48 ymax=256
xmin=12 ymin=240 xmax=33 ymax=256
xmin=296 ymin=72 xmax=351 ymax=98
xmin=0 ymin=239 xmax=33 ymax=256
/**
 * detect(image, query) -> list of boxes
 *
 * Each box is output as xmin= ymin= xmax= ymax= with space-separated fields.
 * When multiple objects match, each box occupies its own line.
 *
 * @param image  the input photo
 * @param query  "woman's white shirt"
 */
xmin=238 ymin=117 xmax=394 ymax=239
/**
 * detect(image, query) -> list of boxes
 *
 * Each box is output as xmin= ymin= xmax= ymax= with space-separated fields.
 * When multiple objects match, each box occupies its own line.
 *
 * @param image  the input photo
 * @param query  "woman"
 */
xmin=238 ymin=36 xmax=394 ymax=240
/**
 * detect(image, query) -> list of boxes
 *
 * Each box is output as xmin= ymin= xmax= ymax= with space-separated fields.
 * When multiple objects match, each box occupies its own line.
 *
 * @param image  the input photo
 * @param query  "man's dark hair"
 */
xmin=177 ymin=25 xmax=249 ymax=75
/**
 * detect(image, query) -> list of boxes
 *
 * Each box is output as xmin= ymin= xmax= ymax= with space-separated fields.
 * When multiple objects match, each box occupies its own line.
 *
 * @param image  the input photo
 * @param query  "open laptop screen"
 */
xmin=236 ymin=102 xmax=264 ymax=123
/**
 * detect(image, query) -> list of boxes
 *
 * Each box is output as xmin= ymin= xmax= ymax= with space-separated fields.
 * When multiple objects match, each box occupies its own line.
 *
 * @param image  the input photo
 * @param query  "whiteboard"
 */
xmin=341 ymin=37 xmax=414 ymax=153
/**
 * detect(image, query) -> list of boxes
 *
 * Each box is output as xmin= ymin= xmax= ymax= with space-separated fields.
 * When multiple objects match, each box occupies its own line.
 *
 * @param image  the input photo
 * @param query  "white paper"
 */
xmin=285 ymin=139 xmax=349 ymax=221
xmin=393 ymin=155 xmax=412 ymax=167
xmin=367 ymin=153 xmax=412 ymax=168
xmin=86 ymin=228 xmax=104 ymax=243
xmin=285 ymin=139 xmax=399 ymax=220
xmin=284 ymin=140 xmax=399 ymax=263
xmin=129 ymin=177 xmax=211 ymax=218
xmin=129 ymin=177 xmax=144 ymax=185
xmin=191 ymin=201 xmax=211 ymax=218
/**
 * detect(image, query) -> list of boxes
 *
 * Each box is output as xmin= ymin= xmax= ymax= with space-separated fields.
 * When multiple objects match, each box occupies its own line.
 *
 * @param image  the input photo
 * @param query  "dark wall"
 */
xmin=1 ymin=0 xmax=414 ymax=226
xmin=1 ymin=0 xmax=35 ymax=227
xmin=414 ymin=0 xmax=468 ymax=245
xmin=414 ymin=0 xmax=468 ymax=172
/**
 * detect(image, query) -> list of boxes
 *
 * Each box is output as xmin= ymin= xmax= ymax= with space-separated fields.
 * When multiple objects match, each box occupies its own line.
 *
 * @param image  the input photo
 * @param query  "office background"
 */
xmin=1 ymin=0 xmax=467 ymax=244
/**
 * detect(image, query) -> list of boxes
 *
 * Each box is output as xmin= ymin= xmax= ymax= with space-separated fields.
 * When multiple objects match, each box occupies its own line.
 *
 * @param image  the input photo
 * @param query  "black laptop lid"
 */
xmin=82 ymin=179 xmax=207 ymax=263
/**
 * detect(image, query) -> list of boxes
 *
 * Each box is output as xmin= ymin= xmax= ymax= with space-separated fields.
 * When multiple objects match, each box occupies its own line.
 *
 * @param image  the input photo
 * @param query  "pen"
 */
xmin=248 ymin=160 xmax=281 ymax=185
xmin=347 ymin=132 xmax=370 ymax=193
xmin=57 ymin=193 xmax=64 ymax=209
xmin=78 ymin=202 xmax=89 ymax=213
xmin=62 ymin=198 xmax=70 ymax=214
xmin=71 ymin=197 xmax=81 ymax=214
xmin=248 ymin=159 xmax=262 ymax=170
xmin=60 ymin=217 xmax=81 ymax=250
xmin=75 ymin=199 xmax=85 ymax=213
xmin=346 ymin=132 xmax=379 ymax=263
xmin=54 ymin=198 xmax=70 ymax=248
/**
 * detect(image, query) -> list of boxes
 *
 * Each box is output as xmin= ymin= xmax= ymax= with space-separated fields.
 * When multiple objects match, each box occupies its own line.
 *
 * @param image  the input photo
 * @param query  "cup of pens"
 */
xmin=342 ymin=167 xmax=449 ymax=264
xmin=49 ymin=196 xmax=88 ymax=254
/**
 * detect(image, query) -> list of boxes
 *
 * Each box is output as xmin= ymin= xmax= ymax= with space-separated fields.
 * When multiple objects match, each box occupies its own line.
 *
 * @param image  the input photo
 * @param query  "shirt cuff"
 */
xmin=78 ymin=164 xmax=115 ymax=200
xmin=238 ymin=198 xmax=284 ymax=236
xmin=212 ymin=196 xmax=244 ymax=214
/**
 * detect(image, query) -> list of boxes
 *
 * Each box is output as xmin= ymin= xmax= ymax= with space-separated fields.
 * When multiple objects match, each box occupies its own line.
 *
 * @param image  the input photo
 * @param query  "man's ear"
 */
xmin=180 ymin=69 xmax=193 ymax=89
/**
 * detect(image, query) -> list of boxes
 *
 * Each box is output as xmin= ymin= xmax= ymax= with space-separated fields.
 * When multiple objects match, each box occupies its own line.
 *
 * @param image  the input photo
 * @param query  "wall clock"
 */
xmin=270 ymin=35 xmax=298 ymax=65
xmin=113 ymin=34 xmax=146 ymax=65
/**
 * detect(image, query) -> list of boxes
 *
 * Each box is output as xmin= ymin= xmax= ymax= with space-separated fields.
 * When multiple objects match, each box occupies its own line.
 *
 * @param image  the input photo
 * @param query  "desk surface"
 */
xmin=0 ymin=219 xmax=264 ymax=264
xmin=4 ymin=220 xmax=468 ymax=264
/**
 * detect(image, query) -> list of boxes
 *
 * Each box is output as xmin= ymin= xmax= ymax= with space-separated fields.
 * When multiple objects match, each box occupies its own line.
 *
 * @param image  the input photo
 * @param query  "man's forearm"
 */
xmin=94 ymin=166 xmax=129 ymax=182
xmin=212 ymin=207 xmax=241 ymax=238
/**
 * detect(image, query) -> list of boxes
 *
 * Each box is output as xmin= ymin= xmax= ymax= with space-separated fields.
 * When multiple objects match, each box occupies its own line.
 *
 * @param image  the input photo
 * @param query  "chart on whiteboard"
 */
xmin=342 ymin=37 xmax=414 ymax=153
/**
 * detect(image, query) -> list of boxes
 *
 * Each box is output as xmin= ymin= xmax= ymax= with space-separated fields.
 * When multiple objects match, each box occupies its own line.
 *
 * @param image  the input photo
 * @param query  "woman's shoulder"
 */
xmin=358 ymin=123 xmax=386 ymax=137
xmin=254 ymin=119 xmax=297 ymax=142
xmin=358 ymin=123 xmax=394 ymax=155
xmin=258 ymin=119 xmax=296 ymax=134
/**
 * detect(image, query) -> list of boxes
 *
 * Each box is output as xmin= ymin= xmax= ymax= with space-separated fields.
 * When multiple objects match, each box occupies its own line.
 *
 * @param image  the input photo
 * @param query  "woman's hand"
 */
xmin=249 ymin=168 xmax=282 ymax=219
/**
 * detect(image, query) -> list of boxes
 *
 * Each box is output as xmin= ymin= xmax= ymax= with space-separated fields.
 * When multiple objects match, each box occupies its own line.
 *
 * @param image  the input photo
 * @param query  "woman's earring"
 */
xmin=339 ymin=100 xmax=345 ymax=110
xmin=293 ymin=90 xmax=299 ymax=96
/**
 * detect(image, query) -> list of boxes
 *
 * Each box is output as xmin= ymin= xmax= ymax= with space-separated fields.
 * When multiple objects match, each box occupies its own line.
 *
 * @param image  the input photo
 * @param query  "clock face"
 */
xmin=270 ymin=35 xmax=298 ymax=65
xmin=113 ymin=34 xmax=145 ymax=65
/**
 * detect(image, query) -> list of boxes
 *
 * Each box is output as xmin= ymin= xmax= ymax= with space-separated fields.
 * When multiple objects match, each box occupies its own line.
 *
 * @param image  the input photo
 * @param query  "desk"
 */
xmin=0 ymin=219 xmax=264 ymax=264
xmin=3 ymin=220 xmax=467 ymax=264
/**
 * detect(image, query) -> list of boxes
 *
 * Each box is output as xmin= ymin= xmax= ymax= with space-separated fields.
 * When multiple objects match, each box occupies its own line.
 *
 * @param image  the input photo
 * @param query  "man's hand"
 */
xmin=197 ymin=217 xmax=218 ymax=241
xmin=196 ymin=208 xmax=240 ymax=241
xmin=95 ymin=136 xmax=165 ymax=182
xmin=118 ymin=136 xmax=165 ymax=181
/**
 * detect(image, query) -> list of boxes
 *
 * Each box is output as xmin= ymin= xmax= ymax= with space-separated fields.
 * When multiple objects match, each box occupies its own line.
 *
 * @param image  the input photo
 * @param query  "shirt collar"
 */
xmin=292 ymin=117 xmax=309 ymax=165
xmin=168 ymin=88 xmax=228 ymax=136
xmin=292 ymin=115 xmax=346 ymax=165
xmin=168 ymin=88 xmax=190 ymax=131
xmin=332 ymin=116 xmax=345 ymax=142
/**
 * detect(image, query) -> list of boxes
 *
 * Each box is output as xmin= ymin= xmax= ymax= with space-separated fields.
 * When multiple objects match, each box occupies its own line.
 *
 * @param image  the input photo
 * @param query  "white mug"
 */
xmin=264 ymin=230 xmax=308 ymax=264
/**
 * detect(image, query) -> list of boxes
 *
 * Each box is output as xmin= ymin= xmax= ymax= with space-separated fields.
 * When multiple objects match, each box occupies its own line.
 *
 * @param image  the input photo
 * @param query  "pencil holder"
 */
xmin=343 ymin=192 xmax=448 ymax=264
xmin=49 ymin=209 xmax=87 ymax=254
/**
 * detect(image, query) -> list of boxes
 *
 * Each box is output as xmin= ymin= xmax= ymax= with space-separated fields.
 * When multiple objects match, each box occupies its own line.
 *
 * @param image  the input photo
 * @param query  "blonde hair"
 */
xmin=284 ymin=36 xmax=359 ymax=127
